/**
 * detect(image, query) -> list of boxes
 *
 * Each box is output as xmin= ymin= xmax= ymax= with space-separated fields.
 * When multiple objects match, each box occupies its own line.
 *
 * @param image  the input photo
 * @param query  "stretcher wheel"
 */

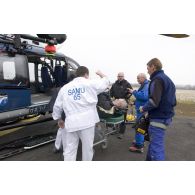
xmin=101 ymin=140 xmax=108 ymax=149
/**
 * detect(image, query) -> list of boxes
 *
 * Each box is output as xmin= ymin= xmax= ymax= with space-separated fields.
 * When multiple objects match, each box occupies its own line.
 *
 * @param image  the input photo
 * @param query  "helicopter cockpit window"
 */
xmin=0 ymin=54 xmax=30 ymax=87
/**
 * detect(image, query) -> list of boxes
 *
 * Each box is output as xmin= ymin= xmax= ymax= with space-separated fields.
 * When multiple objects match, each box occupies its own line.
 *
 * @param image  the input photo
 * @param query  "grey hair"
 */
xmin=113 ymin=99 xmax=127 ymax=109
xmin=137 ymin=73 xmax=147 ymax=79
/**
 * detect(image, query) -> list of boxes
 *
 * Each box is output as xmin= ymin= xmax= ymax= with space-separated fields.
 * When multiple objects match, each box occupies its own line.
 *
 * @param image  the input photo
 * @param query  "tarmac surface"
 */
xmin=0 ymin=115 xmax=195 ymax=161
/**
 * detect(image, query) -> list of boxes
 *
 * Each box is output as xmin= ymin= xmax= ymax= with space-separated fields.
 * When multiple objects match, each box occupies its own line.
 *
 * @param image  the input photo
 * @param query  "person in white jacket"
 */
xmin=52 ymin=66 xmax=110 ymax=161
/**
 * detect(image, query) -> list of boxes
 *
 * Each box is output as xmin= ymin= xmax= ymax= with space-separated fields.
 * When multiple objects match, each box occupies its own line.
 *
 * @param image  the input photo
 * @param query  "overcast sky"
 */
xmin=61 ymin=34 xmax=195 ymax=85
xmin=3 ymin=1 xmax=195 ymax=86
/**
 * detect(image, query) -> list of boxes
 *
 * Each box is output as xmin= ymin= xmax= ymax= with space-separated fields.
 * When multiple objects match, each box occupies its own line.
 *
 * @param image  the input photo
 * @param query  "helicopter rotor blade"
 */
xmin=37 ymin=34 xmax=67 ymax=44
xmin=161 ymin=34 xmax=189 ymax=38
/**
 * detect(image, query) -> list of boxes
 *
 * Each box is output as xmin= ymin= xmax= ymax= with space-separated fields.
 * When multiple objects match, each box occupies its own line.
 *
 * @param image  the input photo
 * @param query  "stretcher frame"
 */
xmin=93 ymin=115 xmax=125 ymax=149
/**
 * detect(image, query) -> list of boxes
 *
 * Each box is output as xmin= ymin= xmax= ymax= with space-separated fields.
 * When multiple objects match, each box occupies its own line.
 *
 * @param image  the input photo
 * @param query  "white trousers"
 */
xmin=55 ymin=128 xmax=63 ymax=150
xmin=63 ymin=126 xmax=95 ymax=161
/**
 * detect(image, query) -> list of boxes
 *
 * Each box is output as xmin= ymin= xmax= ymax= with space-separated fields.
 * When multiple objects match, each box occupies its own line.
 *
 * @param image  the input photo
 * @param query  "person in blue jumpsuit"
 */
xmin=128 ymin=73 xmax=149 ymax=153
xmin=140 ymin=58 xmax=176 ymax=161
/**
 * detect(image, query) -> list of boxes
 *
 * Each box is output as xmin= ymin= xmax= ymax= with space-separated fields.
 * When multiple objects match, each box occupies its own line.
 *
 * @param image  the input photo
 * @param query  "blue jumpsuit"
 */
xmin=132 ymin=80 xmax=149 ymax=148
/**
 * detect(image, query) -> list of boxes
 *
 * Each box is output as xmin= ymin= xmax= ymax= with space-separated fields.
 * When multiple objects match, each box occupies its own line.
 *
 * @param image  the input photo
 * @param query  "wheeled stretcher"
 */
xmin=93 ymin=114 xmax=125 ymax=149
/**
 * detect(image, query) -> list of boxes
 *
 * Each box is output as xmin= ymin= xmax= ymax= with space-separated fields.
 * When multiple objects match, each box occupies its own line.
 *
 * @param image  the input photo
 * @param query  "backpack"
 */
xmin=135 ymin=115 xmax=150 ymax=141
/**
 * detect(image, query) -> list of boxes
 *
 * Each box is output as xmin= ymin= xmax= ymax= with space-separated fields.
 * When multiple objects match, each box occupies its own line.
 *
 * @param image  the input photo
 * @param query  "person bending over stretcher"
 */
xmin=97 ymin=91 xmax=127 ymax=118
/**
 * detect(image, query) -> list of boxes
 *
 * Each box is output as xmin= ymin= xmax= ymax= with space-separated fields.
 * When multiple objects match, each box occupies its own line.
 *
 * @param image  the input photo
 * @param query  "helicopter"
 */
xmin=0 ymin=34 xmax=80 ymax=130
xmin=0 ymin=34 xmax=189 ymax=131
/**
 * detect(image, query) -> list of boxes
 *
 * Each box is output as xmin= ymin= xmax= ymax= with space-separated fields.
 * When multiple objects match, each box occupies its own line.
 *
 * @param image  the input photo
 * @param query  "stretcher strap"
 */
xmin=98 ymin=106 xmax=114 ymax=114
xmin=137 ymin=128 xmax=146 ymax=135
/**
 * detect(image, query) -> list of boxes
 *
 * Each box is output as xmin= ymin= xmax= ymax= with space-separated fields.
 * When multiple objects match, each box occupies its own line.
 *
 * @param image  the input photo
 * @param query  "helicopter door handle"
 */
xmin=17 ymin=82 xmax=22 ymax=86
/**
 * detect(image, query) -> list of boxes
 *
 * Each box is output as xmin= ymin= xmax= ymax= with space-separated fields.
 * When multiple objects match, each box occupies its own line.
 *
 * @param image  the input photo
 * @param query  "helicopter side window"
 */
xmin=28 ymin=63 xmax=35 ymax=82
xmin=2 ymin=62 xmax=16 ymax=80
xmin=15 ymin=55 xmax=30 ymax=87
xmin=0 ymin=54 xmax=30 ymax=88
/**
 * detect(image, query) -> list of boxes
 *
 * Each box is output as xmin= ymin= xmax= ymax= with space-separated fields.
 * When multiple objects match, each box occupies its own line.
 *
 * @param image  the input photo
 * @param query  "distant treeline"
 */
xmin=131 ymin=84 xmax=195 ymax=90
xmin=175 ymin=85 xmax=195 ymax=90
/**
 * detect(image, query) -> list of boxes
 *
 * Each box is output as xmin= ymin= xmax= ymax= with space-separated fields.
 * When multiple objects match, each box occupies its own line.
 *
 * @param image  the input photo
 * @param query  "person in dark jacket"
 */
xmin=128 ymin=73 xmax=149 ymax=153
xmin=110 ymin=72 xmax=132 ymax=139
xmin=140 ymin=58 xmax=176 ymax=161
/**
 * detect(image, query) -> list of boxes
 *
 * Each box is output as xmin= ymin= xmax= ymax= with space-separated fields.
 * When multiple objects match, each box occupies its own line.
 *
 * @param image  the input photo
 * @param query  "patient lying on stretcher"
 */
xmin=97 ymin=92 xmax=127 ymax=118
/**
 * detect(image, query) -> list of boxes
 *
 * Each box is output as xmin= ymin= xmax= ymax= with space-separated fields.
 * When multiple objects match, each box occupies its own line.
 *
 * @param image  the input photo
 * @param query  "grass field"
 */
xmin=176 ymin=89 xmax=195 ymax=103
xmin=175 ymin=89 xmax=195 ymax=117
